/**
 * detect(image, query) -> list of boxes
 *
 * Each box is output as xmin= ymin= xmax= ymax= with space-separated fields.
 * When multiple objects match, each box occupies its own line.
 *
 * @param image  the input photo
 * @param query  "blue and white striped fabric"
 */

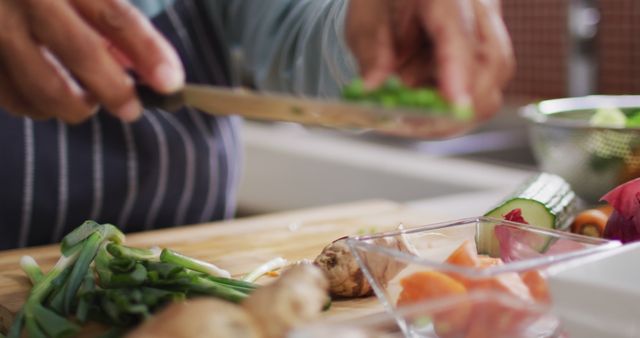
xmin=0 ymin=0 xmax=355 ymax=249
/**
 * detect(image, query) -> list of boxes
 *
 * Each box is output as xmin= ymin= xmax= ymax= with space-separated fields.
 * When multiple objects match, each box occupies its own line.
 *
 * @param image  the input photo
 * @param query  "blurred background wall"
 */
xmin=502 ymin=0 xmax=640 ymax=99
xmin=503 ymin=0 xmax=568 ymax=99
xmin=597 ymin=0 xmax=640 ymax=94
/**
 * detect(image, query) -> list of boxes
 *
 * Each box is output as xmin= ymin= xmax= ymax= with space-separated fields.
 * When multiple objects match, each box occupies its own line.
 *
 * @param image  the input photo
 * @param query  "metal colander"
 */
xmin=521 ymin=95 xmax=640 ymax=202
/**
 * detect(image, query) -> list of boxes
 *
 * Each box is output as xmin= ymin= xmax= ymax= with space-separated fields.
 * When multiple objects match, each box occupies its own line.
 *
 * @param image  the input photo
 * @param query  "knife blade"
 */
xmin=136 ymin=84 xmax=477 ymax=139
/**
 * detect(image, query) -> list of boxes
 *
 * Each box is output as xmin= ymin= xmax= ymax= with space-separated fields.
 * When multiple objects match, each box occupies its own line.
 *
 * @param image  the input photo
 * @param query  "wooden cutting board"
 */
xmin=0 ymin=199 xmax=452 ymax=333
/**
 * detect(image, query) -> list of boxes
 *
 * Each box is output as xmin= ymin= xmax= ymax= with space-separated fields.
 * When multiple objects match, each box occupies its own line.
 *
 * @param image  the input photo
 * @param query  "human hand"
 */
xmin=0 ymin=0 xmax=184 ymax=123
xmin=346 ymin=0 xmax=515 ymax=119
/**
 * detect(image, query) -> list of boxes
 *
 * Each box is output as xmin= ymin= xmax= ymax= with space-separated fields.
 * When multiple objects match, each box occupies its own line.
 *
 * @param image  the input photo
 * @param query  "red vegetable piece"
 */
xmin=503 ymin=209 xmax=528 ymax=224
xmin=601 ymin=178 xmax=640 ymax=221
xmin=545 ymin=238 xmax=587 ymax=255
xmin=603 ymin=210 xmax=640 ymax=243
xmin=601 ymin=178 xmax=640 ymax=243
xmin=495 ymin=225 xmax=543 ymax=263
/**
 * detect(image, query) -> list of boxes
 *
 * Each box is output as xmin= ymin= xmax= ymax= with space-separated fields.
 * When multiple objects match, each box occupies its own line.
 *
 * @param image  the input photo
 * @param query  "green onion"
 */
xmin=108 ymin=263 xmax=147 ymax=288
xmin=160 ymin=249 xmax=231 ymax=278
xmin=24 ymin=316 xmax=46 ymax=338
xmin=181 ymin=276 xmax=249 ymax=303
xmin=108 ymin=257 xmax=137 ymax=273
xmin=242 ymin=257 xmax=287 ymax=282
xmin=61 ymin=224 xmax=124 ymax=314
xmin=206 ymin=275 xmax=258 ymax=292
xmin=75 ymin=272 xmax=96 ymax=323
xmin=20 ymin=256 xmax=43 ymax=285
xmin=60 ymin=220 xmax=101 ymax=255
xmin=10 ymin=251 xmax=80 ymax=338
xmin=181 ymin=271 xmax=256 ymax=294
xmin=6 ymin=310 xmax=23 ymax=338
xmin=27 ymin=252 xmax=80 ymax=309
xmin=61 ymin=232 xmax=103 ymax=314
xmin=32 ymin=303 xmax=80 ymax=338
xmin=342 ymin=77 xmax=474 ymax=121
xmin=107 ymin=243 xmax=161 ymax=261
xmin=95 ymin=244 xmax=114 ymax=288
xmin=12 ymin=221 xmax=263 ymax=336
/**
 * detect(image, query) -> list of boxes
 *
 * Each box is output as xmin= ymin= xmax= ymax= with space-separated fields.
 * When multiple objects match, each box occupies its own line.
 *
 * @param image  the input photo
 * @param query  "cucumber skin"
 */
xmin=485 ymin=198 xmax=555 ymax=228
xmin=486 ymin=173 xmax=577 ymax=230
xmin=479 ymin=173 xmax=578 ymax=257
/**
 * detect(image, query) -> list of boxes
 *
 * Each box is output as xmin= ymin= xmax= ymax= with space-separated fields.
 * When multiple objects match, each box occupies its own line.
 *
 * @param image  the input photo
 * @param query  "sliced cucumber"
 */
xmin=478 ymin=173 xmax=577 ymax=257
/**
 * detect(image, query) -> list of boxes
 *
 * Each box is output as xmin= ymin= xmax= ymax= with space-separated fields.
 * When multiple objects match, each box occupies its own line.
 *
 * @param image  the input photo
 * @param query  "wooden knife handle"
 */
xmin=135 ymin=84 xmax=185 ymax=112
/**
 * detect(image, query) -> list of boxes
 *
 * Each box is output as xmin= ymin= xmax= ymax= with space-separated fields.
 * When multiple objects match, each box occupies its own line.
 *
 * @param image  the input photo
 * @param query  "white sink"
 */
xmin=237 ymin=122 xmax=534 ymax=214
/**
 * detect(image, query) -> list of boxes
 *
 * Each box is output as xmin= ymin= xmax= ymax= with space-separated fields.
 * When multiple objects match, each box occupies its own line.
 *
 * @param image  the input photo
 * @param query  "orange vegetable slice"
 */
xmin=397 ymin=271 xmax=467 ymax=306
xmin=443 ymin=242 xmax=532 ymax=302
xmin=398 ymin=241 xmax=548 ymax=337
xmin=445 ymin=240 xmax=480 ymax=268
xmin=397 ymin=271 xmax=470 ymax=338
xmin=478 ymin=256 xmax=503 ymax=268
xmin=520 ymin=270 xmax=550 ymax=303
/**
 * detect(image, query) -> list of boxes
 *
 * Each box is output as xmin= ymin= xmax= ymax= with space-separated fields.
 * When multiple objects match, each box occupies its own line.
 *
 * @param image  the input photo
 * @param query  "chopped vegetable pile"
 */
xmin=398 ymin=240 xmax=549 ymax=306
xmin=397 ymin=240 xmax=549 ymax=338
xmin=8 ymin=221 xmax=260 ymax=338
xmin=341 ymin=77 xmax=473 ymax=120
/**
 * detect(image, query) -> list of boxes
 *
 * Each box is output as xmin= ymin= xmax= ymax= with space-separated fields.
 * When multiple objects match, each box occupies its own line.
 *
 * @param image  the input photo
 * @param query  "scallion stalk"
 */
xmin=32 ymin=303 xmax=80 ymax=338
xmin=184 ymin=276 xmax=249 ymax=303
xmin=107 ymin=243 xmax=161 ymax=261
xmin=60 ymin=220 xmax=101 ymax=255
xmin=242 ymin=257 xmax=287 ymax=282
xmin=20 ymin=256 xmax=43 ymax=285
xmin=160 ymin=249 xmax=231 ymax=278
xmin=10 ymin=251 xmax=80 ymax=338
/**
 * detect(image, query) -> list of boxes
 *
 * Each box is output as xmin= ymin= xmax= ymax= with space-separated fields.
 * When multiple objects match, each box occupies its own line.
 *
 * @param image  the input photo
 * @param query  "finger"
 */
xmin=72 ymin=0 xmax=184 ymax=93
xmin=474 ymin=0 xmax=515 ymax=87
xmin=23 ymin=0 xmax=141 ymax=121
xmin=419 ymin=0 xmax=475 ymax=108
xmin=396 ymin=43 xmax=436 ymax=87
xmin=474 ymin=85 xmax=503 ymax=120
xmin=0 ymin=63 xmax=47 ymax=119
xmin=0 ymin=1 xmax=96 ymax=123
xmin=106 ymin=42 xmax=134 ymax=69
xmin=468 ymin=0 xmax=513 ymax=119
xmin=470 ymin=43 xmax=505 ymax=119
xmin=345 ymin=0 xmax=396 ymax=88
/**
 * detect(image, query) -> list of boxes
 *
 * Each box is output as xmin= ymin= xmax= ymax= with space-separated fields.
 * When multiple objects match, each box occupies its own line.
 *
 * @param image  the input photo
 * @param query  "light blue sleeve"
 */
xmin=202 ymin=0 xmax=358 ymax=98
xmin=131 ymin=0 xmax=176 ymax=18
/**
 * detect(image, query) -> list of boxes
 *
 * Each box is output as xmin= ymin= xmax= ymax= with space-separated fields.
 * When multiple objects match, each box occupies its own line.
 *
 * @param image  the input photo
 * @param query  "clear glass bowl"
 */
xmin=291 ymin=291 xmax=558 ymax=338
xmin=346 ymin=217 xmax=620 ymax=337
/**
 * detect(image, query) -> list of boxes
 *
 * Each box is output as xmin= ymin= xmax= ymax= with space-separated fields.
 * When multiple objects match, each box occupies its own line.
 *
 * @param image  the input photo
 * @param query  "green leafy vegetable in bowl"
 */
xmin=342 ymin=77 xmax=473 ymax=121
xmin=589 ymin=107 xmax=627 ymax=128
xmin=585 ymin=107 xmax=640 ymax=176
xmin=626 ymin=111 xmax=640 ymax=128
xmin=589 ymin=106 xmax=640 ymax=128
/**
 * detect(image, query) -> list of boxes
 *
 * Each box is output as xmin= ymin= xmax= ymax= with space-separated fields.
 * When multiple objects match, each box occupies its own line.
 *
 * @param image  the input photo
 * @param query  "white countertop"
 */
xmin=237 ymin=121 xmax=535 ymax=215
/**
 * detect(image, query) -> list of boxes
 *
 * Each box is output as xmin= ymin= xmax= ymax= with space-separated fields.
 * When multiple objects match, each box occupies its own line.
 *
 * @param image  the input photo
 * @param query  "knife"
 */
xmin=136 ymin=84 xmax=476 ymax=139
